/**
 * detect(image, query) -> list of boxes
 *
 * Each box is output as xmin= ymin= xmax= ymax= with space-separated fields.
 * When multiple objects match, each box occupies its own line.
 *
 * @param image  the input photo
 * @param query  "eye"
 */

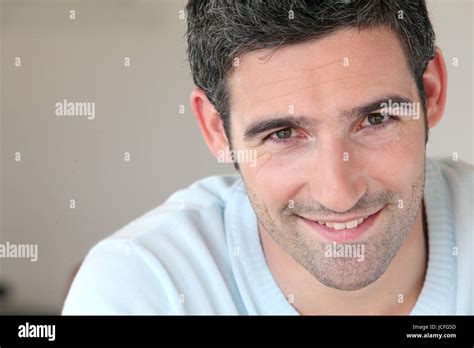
xmin=358 ymin=113 xmax=396 ymax=131
xmin=267 ymin=127 xmax=296 ymax=143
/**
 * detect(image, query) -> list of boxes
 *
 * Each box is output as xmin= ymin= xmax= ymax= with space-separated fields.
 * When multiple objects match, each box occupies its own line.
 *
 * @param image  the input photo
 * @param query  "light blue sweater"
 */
xmin=62 ymin=158 xmax=473 ymax=314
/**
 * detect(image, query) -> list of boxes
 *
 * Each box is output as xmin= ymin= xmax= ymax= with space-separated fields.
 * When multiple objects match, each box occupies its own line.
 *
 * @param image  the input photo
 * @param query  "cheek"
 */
xmin=242 ymin=154 xmax=306 ymax=215
xmin=361 ymin=124 xmax=425 ymax=197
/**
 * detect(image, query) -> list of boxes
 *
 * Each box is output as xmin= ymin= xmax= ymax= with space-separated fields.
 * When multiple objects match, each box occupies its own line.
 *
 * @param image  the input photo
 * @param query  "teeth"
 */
xmin=317 ymin=217 xmax=365 ymax=230
xmin=345 ymin=219 xmax=358 ymax=229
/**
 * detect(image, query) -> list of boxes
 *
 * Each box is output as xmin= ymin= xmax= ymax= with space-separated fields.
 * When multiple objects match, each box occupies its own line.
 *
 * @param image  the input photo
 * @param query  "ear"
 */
xmin=422 ymin=47 xmax=448 ymax=129
xmin=190 ymin=88 xmax=230 ymax=158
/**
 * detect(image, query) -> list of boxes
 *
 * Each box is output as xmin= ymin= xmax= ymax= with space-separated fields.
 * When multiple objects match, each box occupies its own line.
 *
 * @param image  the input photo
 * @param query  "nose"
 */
xmin=308 ymin=138 xmax=367 ymax=213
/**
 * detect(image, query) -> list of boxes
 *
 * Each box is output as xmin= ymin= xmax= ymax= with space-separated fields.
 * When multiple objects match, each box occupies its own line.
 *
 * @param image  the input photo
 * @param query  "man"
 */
xmin=63 ymin=0 xmax=473 ymax=315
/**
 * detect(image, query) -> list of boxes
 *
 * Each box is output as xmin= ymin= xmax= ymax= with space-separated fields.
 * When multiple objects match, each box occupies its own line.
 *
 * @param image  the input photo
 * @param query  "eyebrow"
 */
xmin=242 ymin=94 xmax=414 ymax=141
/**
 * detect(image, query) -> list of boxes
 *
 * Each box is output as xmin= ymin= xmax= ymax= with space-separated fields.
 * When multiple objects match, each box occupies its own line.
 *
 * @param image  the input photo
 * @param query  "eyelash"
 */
xmin=265 ymin=128 xmax=300 ymax=144
xmin=358 ymin=113 xmax=398 ymax=132
xmin=264 ymin=113 xmax=398 ymax=144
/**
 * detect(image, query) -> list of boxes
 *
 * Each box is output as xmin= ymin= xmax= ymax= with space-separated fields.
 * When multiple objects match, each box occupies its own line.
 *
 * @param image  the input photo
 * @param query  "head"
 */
xmin=187 ymin=0 xmax=447 ymax=290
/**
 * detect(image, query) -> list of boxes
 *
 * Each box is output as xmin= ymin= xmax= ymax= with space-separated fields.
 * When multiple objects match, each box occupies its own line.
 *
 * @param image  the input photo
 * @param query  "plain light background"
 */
xmin=0 ymin=0 xmax=472 ymax=313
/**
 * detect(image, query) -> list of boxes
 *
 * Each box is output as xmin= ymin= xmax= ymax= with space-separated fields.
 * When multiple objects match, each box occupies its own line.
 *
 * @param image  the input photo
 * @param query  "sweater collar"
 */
xmin=410 ymin=158 xmax=457 ymax=314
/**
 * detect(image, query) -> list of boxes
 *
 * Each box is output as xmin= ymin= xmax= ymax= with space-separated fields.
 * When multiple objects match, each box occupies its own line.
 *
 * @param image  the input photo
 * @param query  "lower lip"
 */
xmin=299 ymin=208 xmax=383 ymax=242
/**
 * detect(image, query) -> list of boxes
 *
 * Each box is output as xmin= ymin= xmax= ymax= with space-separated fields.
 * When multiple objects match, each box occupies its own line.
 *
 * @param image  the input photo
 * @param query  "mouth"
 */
xmin=298 ymin=207 xmax=384 ymax=242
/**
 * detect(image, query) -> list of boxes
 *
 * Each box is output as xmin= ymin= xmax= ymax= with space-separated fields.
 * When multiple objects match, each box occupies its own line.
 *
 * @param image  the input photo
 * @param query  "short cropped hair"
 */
xmin=186 ymin=0 xmax=435 ymax=143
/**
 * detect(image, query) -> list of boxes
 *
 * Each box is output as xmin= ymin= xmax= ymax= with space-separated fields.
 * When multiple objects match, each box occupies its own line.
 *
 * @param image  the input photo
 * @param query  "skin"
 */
xmin=191 ymin=27 xmax=447 ymax=315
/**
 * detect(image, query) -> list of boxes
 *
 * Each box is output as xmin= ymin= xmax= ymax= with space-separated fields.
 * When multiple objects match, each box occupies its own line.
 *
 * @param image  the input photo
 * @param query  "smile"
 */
xmin=298 ymin=207 xmax=384 ymax=242
xmin=315 ymin=216 xmax=368 ymax=230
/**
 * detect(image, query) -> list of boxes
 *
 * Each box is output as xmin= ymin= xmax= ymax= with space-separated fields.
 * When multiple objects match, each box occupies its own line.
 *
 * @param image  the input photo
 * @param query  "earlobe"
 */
xmin=422 ymin=47 xmax=448 ymax=130
xmin=189 ymin=88 xmax=230 ymax=158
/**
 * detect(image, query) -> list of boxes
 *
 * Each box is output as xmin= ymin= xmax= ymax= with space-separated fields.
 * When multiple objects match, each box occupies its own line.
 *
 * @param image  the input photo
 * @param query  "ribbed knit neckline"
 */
xmin=410 ymin=159 xmax=457 ymax=314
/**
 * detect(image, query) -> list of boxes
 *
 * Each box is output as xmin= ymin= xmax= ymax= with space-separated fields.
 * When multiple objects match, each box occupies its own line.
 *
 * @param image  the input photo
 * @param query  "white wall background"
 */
xmin=426 ymin=0 xmax=473 ymax=162
xmin=0 ymin=0 xmax=472 ymax=314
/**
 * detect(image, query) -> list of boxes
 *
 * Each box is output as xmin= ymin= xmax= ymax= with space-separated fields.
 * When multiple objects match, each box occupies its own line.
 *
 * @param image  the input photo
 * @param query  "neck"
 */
xmin=260 ymin=202 xmax=428 ymax=315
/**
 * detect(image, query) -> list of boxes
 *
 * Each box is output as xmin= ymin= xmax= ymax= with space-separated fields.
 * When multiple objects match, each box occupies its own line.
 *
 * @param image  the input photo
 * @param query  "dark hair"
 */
xmin=186 ymin=0 xmax=435 ymax=145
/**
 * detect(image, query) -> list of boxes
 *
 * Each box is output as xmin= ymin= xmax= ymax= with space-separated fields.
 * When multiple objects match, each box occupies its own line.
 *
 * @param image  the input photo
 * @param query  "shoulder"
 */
xmin=110 ymin=174 xmax=242 ymax=243
xmin=63 ymin=175 xmax=243 ymax=314
xmin=427 ymin=157 xmax=473 ymax=205
xmin=428 ymin=157 xmax=473 ymax=233
xmin=433 ymin=157 xmax=473 ymax=187
xmin=430 ymin=158 xmax=473 ymax=222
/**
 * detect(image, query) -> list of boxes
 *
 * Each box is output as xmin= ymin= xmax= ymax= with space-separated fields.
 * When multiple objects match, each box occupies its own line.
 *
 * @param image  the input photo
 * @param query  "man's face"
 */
xmin=227 ymin=27 xmax=426 ymax=290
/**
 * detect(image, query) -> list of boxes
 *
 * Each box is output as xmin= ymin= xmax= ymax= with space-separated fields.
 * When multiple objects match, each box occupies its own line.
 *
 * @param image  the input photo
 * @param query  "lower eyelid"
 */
xmin=367 ymin=114 xmax=396 ymax=125
xmin=364 ymin=116 xmax=397 ymax=131
xmin=268 ymin=135 xmax=293 ymax=143
xmin=268 ymin=128 xmax=295 ymax=139
xmin=266 ymin=131 xmax=300 ymax=144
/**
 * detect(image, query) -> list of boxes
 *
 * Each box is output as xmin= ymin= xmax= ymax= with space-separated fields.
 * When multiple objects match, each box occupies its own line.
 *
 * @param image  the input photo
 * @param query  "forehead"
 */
xmin=228 ymin=27 xmax=415 ymax=123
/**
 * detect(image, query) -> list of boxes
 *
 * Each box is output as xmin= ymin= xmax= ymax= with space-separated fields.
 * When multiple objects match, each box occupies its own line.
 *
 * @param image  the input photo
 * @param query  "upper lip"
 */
xmin=299 ymin=207 xmax=383 ymax=224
